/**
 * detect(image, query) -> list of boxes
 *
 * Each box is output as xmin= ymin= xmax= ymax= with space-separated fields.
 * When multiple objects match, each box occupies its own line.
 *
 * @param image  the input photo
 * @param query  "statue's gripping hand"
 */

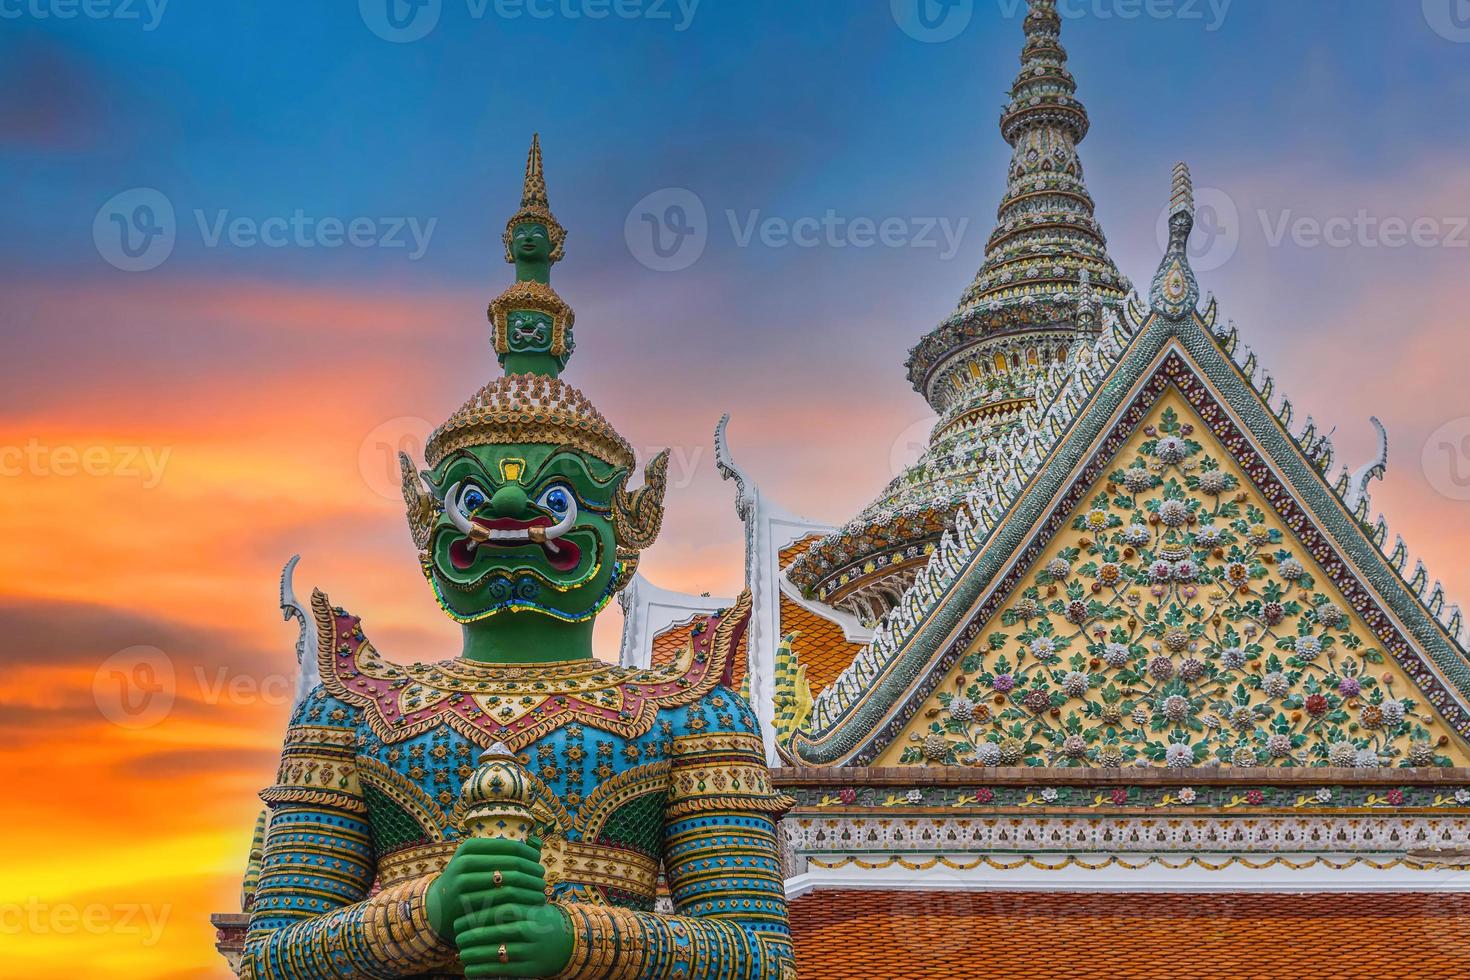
xmin=427 ymin=838 xmax=574 ymax=978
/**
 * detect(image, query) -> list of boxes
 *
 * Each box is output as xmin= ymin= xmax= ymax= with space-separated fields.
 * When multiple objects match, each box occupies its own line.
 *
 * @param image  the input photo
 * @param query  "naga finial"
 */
xmin=1149 ymin=162 xmax=1200 ymax=321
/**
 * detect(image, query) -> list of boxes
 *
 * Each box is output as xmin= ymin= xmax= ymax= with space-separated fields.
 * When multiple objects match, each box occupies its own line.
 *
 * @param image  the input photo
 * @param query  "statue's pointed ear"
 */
xmin=613 ymin=449 xmax=669 ymax=552
xmin=400 ymin=452 xmax=437 ymax=550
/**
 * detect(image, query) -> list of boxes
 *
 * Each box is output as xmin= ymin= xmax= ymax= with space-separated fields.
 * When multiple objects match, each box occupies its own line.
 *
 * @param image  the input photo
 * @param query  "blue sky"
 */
xmin=6 ymin=1 xmax=1469 ymax=282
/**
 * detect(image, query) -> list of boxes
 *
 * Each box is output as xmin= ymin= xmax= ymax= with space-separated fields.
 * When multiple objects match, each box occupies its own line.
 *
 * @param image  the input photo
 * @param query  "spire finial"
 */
xmin=503 ymin=133 xmax=566 ymax=267
xmin=522 ymin=133 xmax=549 ymax=211
xmin=1150 ymin=162 xmax=1200 ymax=320
xmin=1169 ymin=161 xmax=1195 ymax=222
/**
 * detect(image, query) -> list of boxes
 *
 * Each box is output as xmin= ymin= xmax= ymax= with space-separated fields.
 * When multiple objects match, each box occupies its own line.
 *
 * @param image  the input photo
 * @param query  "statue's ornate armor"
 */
xmin=245 ymin=593 xmax=796 ymax=978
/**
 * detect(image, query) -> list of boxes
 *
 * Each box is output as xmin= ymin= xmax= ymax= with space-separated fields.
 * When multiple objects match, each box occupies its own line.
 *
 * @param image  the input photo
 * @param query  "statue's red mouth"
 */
xmin=448 ymin=516 xmax=582 ymax=573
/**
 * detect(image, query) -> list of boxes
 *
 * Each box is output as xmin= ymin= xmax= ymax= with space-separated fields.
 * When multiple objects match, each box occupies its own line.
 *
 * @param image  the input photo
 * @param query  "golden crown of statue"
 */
xmin=424 ymin=372 xmax=635 ymax=472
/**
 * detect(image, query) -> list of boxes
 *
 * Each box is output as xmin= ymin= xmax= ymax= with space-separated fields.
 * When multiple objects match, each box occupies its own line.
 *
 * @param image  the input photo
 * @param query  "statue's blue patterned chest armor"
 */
xmin=268 ymin=592 xmax=770 ymax=911
xmin=290 ymin=685 xmax=756 ymax=911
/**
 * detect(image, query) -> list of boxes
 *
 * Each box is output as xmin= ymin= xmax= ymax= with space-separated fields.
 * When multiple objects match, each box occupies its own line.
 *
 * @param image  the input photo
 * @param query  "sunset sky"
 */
xmin=3 ymin=2 xmax=1470 ymax=975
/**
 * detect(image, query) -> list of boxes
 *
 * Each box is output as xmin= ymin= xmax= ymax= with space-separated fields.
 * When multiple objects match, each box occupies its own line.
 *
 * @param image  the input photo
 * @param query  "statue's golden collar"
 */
xmin=312 ymin=589 xmax=750 ymax=748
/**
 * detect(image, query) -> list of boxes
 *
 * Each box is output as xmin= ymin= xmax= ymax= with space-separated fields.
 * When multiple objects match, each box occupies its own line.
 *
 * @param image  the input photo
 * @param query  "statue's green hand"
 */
xmin=456 ymin=900 xmax=573 ymax=978
xmin=426 ymin=838 xmax=573 ymax=977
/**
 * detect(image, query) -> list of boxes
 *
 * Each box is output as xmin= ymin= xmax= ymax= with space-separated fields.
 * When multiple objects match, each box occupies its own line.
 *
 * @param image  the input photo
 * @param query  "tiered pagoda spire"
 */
xmin=907 ymin=0 xmax=1128 ymax=417
xmin=788 ymin=0 xmax=1129 ymax=622
xmin=953 ymin=0 xmax=1126 ymax=314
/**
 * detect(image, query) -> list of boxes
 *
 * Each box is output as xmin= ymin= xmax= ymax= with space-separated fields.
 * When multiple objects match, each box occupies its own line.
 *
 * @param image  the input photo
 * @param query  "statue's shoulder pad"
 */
xmin=624 ymin=592 xmax=753 ymax=709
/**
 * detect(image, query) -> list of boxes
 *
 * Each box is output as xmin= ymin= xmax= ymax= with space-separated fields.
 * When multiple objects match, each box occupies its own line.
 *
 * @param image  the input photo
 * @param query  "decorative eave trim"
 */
xmin=786 ymin=863 xmax=1470 ymax=899
xmin=716 ymin=413 xmax=835 ymax=765
xmin=772 ymin=766 xmax=1470 ymax=789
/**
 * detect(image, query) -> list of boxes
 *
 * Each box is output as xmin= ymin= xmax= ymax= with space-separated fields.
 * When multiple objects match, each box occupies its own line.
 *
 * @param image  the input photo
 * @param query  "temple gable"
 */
xmin=878 ymin=388 xmax=1470 ymax=769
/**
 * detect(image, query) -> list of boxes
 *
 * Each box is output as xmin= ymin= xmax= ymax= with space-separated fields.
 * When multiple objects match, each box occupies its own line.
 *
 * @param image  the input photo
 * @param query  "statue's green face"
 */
xmin=511 ymin=222 xmax=552 ymax=264
xmin=424 ymin=443 xmax=624 ymax=624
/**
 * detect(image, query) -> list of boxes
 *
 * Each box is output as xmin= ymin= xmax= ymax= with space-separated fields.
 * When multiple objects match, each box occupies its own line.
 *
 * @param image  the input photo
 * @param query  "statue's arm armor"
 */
xmin=242 ymin=689 xmax=454 ymax=979
xmin=555 ymin=689 xmax=797 ymax=979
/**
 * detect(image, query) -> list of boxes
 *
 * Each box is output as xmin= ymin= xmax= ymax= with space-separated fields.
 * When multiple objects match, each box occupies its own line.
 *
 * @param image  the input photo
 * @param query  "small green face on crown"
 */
xmin=422 ymin=442 xmax=624 ymax=624
xmin=511 ymin=221 xmax=553 ymax=266
xmin=506 ymin=309 xmax=554 ymax=356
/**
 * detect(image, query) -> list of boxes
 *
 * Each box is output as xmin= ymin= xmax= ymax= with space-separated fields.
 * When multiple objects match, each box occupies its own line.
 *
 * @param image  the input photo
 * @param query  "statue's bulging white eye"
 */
xmin=461 ymin=486 xmax=487 ymax=512
xmin=537 ymin=485 xmax=572 ymax=516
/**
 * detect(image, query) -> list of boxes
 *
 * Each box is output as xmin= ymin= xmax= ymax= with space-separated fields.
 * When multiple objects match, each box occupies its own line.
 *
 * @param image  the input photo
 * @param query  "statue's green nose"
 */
xmin=488 ymin=483 xmax=528 ymax=518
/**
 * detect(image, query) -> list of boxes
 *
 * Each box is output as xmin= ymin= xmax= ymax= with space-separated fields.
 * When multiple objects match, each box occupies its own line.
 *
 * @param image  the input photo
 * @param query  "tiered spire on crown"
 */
xmin=421 ymin=137 xmax=627 ymax=474
xmin=490 ymin=135 xmax=575 ymax=380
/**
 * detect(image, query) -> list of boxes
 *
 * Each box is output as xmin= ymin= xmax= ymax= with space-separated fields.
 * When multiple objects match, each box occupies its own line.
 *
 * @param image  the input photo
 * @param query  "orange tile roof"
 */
xmin=789 ymin=890 xmax=1470 ymax=978
xmin=778 ymin=595 xmax=863 ymax=695
xmin=776 ymin=533 xmax=864 ymax=695
xmin=780 ymin=535 xmax=823 ymax=569
xmin=649 ymin=619 xmax=699 ymax=668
